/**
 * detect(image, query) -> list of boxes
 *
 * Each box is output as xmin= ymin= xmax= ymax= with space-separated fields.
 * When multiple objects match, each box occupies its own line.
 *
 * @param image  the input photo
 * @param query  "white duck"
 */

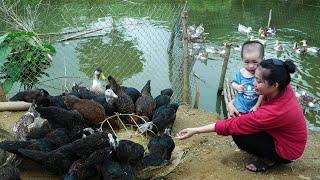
xmin=233 ymin=44 xmax=241 ymax=52
xmin=196 ymin=52 xmax=208 ymax=61
xmin=238 ymin=24 xmax=252 ymax=35
xmin=293 ymin=42 xmax=306 ymax=54
xmin=301 ymin=40 xmax=319 ymax=54
xmin=274 ymin=40 xmax=283 ymax=52
xmin=205 ymin=46 xmax=220 ymax=54
xmin=91 ymin=67 xmax=106 ymax=95
xmin=250 ymin=36 xmax=266 ymax=45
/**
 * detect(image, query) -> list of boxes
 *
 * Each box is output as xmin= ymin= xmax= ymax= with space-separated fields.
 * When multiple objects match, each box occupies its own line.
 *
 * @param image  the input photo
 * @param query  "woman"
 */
xmin=176 ymin=58 xmax=307 ymax=172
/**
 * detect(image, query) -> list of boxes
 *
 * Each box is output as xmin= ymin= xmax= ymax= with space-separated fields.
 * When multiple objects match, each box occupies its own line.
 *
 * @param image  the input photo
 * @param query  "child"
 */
xmin=231 ymin=40 xmax=264 ymax=115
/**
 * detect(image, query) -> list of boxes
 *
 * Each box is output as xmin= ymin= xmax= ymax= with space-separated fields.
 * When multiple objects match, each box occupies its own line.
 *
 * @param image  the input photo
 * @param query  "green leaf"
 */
xmin=3 ymin=79 xmax=14 ymax=93
xmin=0 ymin=33 xmax=9 ymax=44
xmin=0 ymin=45 xmax=12 ymax=67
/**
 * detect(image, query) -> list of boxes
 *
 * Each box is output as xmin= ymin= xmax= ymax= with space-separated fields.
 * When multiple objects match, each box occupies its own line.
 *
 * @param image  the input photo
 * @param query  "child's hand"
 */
xmin=250 ymin=106 xmax=259 ymax=112
xmin=236 ymin=84 xmax=245 ymax=93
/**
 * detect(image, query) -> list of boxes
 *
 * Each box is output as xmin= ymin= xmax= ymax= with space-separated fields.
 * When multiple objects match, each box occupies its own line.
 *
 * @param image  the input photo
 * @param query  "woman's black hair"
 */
xmin=259 ymin=58 xmax=296 ymax=92
xmin=241 ymin=40 xmax=265 ymax=59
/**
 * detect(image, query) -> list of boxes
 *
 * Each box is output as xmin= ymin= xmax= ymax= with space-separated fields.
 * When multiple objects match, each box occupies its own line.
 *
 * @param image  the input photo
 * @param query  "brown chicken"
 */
xmin=63 ymin=95 xmax=106 ymax=125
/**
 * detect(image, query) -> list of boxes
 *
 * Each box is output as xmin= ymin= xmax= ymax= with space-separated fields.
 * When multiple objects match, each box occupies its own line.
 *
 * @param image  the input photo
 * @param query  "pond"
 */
xmin=0 ymin=0 xmax=319 ymax=129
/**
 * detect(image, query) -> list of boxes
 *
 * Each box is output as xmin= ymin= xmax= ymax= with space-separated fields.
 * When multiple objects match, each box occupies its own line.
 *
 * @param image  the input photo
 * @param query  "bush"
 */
xmin=0 ymin=32 xmax=55 ymax=93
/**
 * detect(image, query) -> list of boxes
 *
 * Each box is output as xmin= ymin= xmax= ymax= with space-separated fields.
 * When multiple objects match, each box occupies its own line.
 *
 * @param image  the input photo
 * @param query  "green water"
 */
xmin=0 ymin=0 xmax=319 ymax=129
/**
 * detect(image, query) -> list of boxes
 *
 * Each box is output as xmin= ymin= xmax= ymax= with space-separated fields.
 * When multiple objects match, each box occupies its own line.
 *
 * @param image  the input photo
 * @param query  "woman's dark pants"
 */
xmin=232 ymin=132 xmax=292 ymax=164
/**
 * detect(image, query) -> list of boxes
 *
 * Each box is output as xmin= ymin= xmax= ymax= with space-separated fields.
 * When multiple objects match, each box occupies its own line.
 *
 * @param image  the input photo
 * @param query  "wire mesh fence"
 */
xmin=0 ymin=0 xmax=197 ymax=104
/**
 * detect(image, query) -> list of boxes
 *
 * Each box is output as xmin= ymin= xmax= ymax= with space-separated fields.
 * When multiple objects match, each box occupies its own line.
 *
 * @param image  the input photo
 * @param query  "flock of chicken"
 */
xmin=0 ymin=68 xmax=179 ymax=179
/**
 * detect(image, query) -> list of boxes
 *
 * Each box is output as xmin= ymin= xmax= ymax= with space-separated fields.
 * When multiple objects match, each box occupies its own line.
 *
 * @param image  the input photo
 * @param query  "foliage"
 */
xmin=0 ymin=32 xmax=55 ymax=93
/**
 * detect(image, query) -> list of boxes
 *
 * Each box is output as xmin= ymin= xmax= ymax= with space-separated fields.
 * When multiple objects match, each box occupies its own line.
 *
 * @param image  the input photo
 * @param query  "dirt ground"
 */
xmin=0 ymin=105 xmax=319 ymax=179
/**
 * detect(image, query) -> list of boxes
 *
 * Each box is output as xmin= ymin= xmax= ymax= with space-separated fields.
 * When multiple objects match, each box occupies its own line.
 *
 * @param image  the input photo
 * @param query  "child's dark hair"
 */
xmin=241 ymin=40 xmax=264 ymax=59
xmin=259 ymin=58 xmax=296 ymax=92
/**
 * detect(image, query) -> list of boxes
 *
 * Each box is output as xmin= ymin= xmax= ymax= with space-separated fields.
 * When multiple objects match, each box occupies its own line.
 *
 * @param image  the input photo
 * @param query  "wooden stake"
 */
xmin=193 ymin=79 xmax=200 ymax=109
xmin=267 ymin=9 xmax=272 ymax=29
xmin=0 ymin=84 xmax=6 ymax=102
xmin=181 ymin=1 xmax=190 ymax=104
xmin=218 ymin=44 xmax=232 ymax=94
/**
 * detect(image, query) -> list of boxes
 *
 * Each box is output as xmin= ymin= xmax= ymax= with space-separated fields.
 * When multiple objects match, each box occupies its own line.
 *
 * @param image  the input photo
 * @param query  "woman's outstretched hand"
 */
xmin=175 ymin=128 xmax=197 ymax=140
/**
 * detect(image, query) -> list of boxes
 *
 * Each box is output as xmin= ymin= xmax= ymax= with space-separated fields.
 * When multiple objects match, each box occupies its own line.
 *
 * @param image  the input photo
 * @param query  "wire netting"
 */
xmin=0 ymin=0 xmax=195 ymax=104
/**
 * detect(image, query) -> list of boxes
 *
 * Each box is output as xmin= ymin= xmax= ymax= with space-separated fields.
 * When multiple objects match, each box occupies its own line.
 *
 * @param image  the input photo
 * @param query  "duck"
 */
xmin=250 ymin=36 xmax=266 ymax=45
xmin=233 ymin=44 xmax=241 ymax=52
xmin=190 ymin=24 xmax=204 ymax=39
xmin=35 ymin=106 xmax=85 ymax=130
xmin=238 ymin=24 xmax=252 ymax=35
xmin=142 ymin=128 xmax=175 ymax=167
xmin=138 ymin=103 xmax=179 ymax=135
xmin=293 ymin=42 xmax=306 ymax=54
xmin=9 ymin=88 xmax=49 ymax=102
xmin=63 ymin=95 xmax=107 ymax=126
xmin=258 ymin=27 xmax=275 ymax=37
xmin=295 ymin=86 xmax=318 ymax=108
xmin=135 ymin=80 xmax=156 ymax=119
xmin=195 ymin=52 xmax=208 ymax=61
xmin=154 ymin=88 xmax=173 ymax=109
xmin=107 ymin=75 xmax=135 ymax=116
xmin=301 ymin=40 xmax=320 ymax=54
xmin=274 ymin=40 xmax=283 ymax=52
xmin=91 ymin=67 xmax=106 ymax=95
xmin=105 ymin=84 xmax=141 ymax=103
xmin=205 ymin=46 xmax=220 ymax=54
xmin=12 ymin=101 xmax=41 ymax=141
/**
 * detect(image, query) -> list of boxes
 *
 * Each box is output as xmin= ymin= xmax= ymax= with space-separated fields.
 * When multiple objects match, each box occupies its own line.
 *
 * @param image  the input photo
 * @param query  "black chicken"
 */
xmin=143 ymin=128 xmax=175 ymax=166
xmin=35 ymin=106 xmax=85 ymax=130
xmin=10 ymin=88 xmax=49 ymax=102
xmin=107 ymin=76 xmax=135 ymax=116
xmin=0 ymin=138 xmax=59 ymax=154
xmin=135 ymin=80 xmax=156 ymax=119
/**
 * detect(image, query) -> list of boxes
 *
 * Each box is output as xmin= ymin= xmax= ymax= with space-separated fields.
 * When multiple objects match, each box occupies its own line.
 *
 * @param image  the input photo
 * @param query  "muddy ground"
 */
xmin=0 ymin=105 xmax=319 ymax=179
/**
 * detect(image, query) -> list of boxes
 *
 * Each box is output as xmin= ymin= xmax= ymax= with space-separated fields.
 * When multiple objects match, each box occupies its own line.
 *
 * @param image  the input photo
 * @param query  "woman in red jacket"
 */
xmin=176 ymin=58 xmax=307 ymax=172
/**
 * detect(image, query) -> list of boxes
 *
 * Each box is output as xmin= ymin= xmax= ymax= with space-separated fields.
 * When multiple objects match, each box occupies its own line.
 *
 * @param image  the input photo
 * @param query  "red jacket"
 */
xmin=215 ymin=85 xmax=307 ymax=160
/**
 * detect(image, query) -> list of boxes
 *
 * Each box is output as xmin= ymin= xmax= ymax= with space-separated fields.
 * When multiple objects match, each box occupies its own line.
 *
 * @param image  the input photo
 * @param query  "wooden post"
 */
xmin=193 ymin=79 xmax=200 ymax=109
xmin=217 ymin=44 xmax=232 ymax=94
xmin=267 ymin=9 xmax=272 ymax=29
xmin=0 ymin=84 xmax=6 ymax=102
xmin=181 ymin=1 xmax=190 ymax=104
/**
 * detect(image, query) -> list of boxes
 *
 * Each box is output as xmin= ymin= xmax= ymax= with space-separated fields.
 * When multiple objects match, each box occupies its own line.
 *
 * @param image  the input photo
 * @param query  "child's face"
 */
xmin=242 ymin=48 xmax=262 ymax=74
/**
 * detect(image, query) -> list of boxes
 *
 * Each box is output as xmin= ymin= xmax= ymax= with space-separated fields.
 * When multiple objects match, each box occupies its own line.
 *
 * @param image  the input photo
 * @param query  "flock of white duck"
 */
xmin=188 ymin=23 xmax=319 ymax=109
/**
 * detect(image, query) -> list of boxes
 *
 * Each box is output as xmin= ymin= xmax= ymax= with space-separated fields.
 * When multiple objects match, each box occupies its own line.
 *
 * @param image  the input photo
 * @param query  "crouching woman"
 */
xmin=176 ymin=58 xmax=307 ymax=172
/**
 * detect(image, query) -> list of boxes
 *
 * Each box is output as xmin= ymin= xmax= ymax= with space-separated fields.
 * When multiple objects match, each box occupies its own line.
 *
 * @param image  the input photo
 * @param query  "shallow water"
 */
xmin=0 ymin=0 xmax=319 ymax=129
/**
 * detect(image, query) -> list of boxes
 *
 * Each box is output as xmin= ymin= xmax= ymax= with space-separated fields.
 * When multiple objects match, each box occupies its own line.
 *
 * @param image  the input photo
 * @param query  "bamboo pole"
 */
xmin=0 ymin=101 xmax=31 ymax=111
xmin=181 ymin=1 xmax=190 ymax=104
xmin=0 ymin=84 xmax=6 ymax=102
xmin=267 ymin=9 xmax=272 ymax=29
xmin=217 ymin=44 xmax=232 ymax=94
xmin=58 ymin=28 xmax=103 ymax=42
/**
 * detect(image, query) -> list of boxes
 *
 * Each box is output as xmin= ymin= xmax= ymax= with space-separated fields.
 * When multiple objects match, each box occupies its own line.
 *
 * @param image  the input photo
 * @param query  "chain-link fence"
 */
xmin=0 ymin=0 xmax=198 ymax=104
